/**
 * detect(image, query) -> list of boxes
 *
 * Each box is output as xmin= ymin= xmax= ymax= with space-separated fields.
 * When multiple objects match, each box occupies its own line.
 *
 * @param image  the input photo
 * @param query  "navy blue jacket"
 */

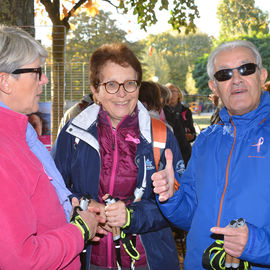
xmin=53 ymin=101 xmax=184 ymax=270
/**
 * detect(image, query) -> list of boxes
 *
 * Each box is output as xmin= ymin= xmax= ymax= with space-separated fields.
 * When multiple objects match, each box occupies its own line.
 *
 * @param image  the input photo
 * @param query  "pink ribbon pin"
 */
xmin=125 ymin=134 xmax=140 ymax=144
xmin=252 ymin=137 xmax=264 ymax=153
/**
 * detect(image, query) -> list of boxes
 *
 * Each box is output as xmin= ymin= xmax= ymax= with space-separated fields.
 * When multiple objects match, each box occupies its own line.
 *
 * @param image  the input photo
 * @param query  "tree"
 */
xmin=238 ymin=34 xmax=270 ymax=80
xmin=217 ymin=0 xmax=269 ymax=40
xmin=0 ymin=0 xmax=35 ymax=36
xmin=36 ymin=0 xmax=199 ymax=142
xmin=185 ymin=65 xmax=197 ymax=94
xmin=192 ymin=54 xmax=211 ymax=96
xmin=141 ymin=48 xmax=171 ymax=84
xmin=142 ymin=30 xmax=212 ymax=91
xmin=66 ymin=10 xmax=144 ymax=62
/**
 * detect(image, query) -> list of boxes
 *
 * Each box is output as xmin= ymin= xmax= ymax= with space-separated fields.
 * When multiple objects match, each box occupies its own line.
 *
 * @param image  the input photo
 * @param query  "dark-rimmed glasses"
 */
xmin=214 ymin=63 xmax=258 ymax=82
xmin=12 ymin=67 xmax=42 ymax=80
xmin=98 ymin=80 xmax=138 ymax=94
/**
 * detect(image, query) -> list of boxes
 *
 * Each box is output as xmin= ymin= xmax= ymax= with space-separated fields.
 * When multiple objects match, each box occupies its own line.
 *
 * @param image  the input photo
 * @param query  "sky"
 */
xmin=100 ymin=0 xmax=270 ymax=41
xmin=35 ymin=0 xmax=270 ymax=44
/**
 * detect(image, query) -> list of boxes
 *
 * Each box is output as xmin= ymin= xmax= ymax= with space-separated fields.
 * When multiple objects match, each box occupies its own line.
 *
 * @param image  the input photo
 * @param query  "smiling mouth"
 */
xmin=231 ymin=88 xmax=247 ymax=95
xmin=115 ymin=101 xmax=128 ymax=105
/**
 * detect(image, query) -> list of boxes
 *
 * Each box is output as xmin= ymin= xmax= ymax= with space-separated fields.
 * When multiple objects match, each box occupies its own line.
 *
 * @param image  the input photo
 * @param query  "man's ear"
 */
xmin=0 ymin=73 xmax=11 ymax=94
xmin=208 ymin=79 xmax=219 ymax=97
xmin=260 ymin=68 xmax=268 ymax=87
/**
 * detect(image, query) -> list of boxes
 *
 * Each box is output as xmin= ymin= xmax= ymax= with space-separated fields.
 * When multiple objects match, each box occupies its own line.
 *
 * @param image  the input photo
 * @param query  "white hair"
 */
xmin=0 ymin=25 xmax=48 ymax=74
xmin=207 ymin=40 xmax=263 ymax=80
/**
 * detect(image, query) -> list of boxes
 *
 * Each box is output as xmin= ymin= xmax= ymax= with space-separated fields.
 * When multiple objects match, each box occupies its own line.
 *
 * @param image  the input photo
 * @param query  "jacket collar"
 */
xmin=0 ymin=103 xmax=28 ymax=141
xmin=219 ymin=91 xmax=270 ymax=129
xmin=69 ymin=100 xmax=152 ymax=144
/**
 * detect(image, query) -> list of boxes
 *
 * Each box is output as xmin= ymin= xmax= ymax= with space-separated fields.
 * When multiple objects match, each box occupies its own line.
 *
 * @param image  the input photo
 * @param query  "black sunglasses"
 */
xmin=12 ymin=67 xmax=42 ymax=80
xmin=214 ymin=63 xmax=258 ymax=82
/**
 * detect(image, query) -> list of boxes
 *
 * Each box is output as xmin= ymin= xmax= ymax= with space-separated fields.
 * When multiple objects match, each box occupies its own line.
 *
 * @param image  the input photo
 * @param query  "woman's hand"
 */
xmin=71 ymin=197 xmax=107 ymax=241
xmin=102 ymin=196 xmax=127 ymax=228
xmin=88 ymin=199 xmax=112 ymax=232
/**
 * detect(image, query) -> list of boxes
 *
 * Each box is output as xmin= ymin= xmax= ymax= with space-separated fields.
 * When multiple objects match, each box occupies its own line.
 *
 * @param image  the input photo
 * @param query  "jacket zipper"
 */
xmin=216 ymin=120 xmax=236 ymax=227
xmin=106 ymin=115 xmax=127 ymax=268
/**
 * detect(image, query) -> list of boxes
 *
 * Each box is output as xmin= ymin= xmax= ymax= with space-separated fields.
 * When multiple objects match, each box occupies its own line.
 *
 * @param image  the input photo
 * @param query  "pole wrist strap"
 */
xmin=70 ymin=206 xmax=91 ymax=243
xmin=122 ymin=207 xmax=133 ymax=229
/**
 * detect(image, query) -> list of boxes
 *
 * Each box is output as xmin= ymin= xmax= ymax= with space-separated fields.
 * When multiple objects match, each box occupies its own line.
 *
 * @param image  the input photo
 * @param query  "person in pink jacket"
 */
xmin=0 ymin=25 xmax=105 ymax=269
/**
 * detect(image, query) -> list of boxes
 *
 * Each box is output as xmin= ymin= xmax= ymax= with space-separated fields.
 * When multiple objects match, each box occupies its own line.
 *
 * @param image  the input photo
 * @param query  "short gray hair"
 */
xmin=0 ymin=25 xmax=48 ymax=74
xmin=207 ymin=40 xmax=263 ymax=80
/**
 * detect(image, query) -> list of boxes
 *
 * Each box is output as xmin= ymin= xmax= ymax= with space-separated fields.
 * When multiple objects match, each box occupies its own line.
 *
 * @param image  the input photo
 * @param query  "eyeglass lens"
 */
xmin=12 ymin=67 xmax=42 ymax=80
xmin=103 ymin=80 xmax=138 ymax=93
xmin=214 ymin=63 xmax=257 ymax=82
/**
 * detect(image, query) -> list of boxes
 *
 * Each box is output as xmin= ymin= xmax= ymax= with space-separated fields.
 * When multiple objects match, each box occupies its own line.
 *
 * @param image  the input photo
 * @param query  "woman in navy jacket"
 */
xmin=53 ymin=43 xmax=184 ymax=270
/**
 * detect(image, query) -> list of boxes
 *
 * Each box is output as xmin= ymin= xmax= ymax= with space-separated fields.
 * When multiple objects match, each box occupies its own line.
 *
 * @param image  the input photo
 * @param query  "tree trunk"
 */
xmin=0 ymin=0 xmax=34 ymax=36
xmin=51 ymin=24 xmax=66 ymax=143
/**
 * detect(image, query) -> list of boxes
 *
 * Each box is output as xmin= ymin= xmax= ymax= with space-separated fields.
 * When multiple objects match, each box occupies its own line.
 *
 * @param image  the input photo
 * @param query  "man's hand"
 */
xmin=151 ymin=148 xmax=175 ymax=202
xmin=210 ymin=224 xmax=249 ymax=258
xmin=71 ymin=197 xmax=107 ymax=241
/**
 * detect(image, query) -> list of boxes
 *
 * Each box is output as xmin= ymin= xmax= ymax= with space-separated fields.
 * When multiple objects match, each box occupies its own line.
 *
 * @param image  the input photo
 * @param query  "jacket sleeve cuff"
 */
xmin=239 ymin=222 xmax=270 ymax=265
xmin=156 ymin=187 xmax=183 ymax=219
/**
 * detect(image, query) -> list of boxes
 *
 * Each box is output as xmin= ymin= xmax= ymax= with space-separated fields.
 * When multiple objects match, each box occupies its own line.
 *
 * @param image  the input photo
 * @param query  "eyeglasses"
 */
xmin=12 ymin=67 xmax=42 ymax=80
xmin=214 ymin=63 xmax=258 ymax=82
xmin=98 ymin=80 xmax=138 ymax=94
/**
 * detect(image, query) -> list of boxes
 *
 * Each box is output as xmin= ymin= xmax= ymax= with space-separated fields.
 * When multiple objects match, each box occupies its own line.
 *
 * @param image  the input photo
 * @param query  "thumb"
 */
xmin=164 ymin=148 xmax=175 ymax=192
xmin=71 ymin=197 xmax=80 ymax=208
xmin=165 ymin=148 xmax=173 ymax=170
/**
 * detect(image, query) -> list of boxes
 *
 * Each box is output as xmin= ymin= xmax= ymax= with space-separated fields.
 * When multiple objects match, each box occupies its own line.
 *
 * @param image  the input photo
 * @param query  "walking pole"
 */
xmin=104 ymin=195 xmax=122 ymax=270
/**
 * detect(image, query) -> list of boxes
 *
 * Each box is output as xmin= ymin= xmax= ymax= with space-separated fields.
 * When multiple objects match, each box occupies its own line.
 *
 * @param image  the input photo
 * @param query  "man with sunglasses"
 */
xmin=152 ymin=40 xmax=270 ymax=269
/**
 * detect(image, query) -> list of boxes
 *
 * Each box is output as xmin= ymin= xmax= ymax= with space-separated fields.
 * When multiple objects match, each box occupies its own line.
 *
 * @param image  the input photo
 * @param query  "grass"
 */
xmin=192 ymin=113 xmax=212 ymax=131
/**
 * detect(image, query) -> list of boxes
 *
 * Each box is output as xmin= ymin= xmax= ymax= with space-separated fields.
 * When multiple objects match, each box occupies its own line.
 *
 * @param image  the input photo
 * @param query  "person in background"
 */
xmin=157 ymin=83 xmax=172 ymax=123
xmin=57 ymin=93 xmax=93 ymax=134
xmin=52 ymin=43 xmax=183 ymax=270
xmin=164 ymin=83 xmax=196 ymax=167
xmin=28 ymin=111 xmax=52 ymax=151
xmin=0 ymin=25 xmax=105 ymax=269
xmin=139 ymin=81 xmax=173 ymax=132
xmin=208 ymin=93 xmax=223 ymax=125
xmin=263 ymin=80 xmax=270 ymax=92
xmin=138 ymin=80 xmax=162 ymax=119
xmin=28 ymin=112 xmax=43 ymax=136
xmin=152 ymin=40 xmax=270 ymax=269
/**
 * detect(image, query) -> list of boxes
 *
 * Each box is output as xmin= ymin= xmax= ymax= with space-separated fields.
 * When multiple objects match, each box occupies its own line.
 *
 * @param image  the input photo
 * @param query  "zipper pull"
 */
xmin=112 ymin=133 xmax=116 ymax=150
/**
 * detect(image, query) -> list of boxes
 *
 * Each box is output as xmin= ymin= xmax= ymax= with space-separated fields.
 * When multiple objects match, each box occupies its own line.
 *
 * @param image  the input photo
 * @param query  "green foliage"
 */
xmin=192 ymin=54 xmax=211 ymax=95
xmin=217 ymin=0 xmax=269 ymax=40
xmin=67 ymin=10 xmax=144 ymax=62
xmin=118 ymin=0 xmax=199 ymax=34
xmin=239 ymin=35 xmax=270 ymax=81
xmin=141 ymin=48 xmax=170 ymax=83
xmin=142 ymin=30 xmax=212 ymax=91
xmin=185 ymin=65 xmax=197 ymax=94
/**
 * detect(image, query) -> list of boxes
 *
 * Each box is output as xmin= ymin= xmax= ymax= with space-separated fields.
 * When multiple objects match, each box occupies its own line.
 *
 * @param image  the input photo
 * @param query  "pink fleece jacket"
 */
xmin=0 ymin=107 xmax=83 ymax=269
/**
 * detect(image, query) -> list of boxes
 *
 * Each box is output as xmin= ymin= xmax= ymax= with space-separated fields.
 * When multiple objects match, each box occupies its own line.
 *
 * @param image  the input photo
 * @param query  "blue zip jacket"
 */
xmin=158 ymin=91 xmax=270 ymax=269
xmin=52 ymin=101 xmax=184 ymax=270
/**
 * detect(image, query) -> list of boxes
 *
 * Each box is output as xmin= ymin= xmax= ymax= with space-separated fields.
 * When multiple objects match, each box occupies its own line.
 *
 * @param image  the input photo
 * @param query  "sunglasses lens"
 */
xmin=214 ymin=63 xmax=257 ymax=82
xmin=239 ymin=63 xmax=257 ymax=76
xmin=214 ymin=69 xmax=232 ymax=81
